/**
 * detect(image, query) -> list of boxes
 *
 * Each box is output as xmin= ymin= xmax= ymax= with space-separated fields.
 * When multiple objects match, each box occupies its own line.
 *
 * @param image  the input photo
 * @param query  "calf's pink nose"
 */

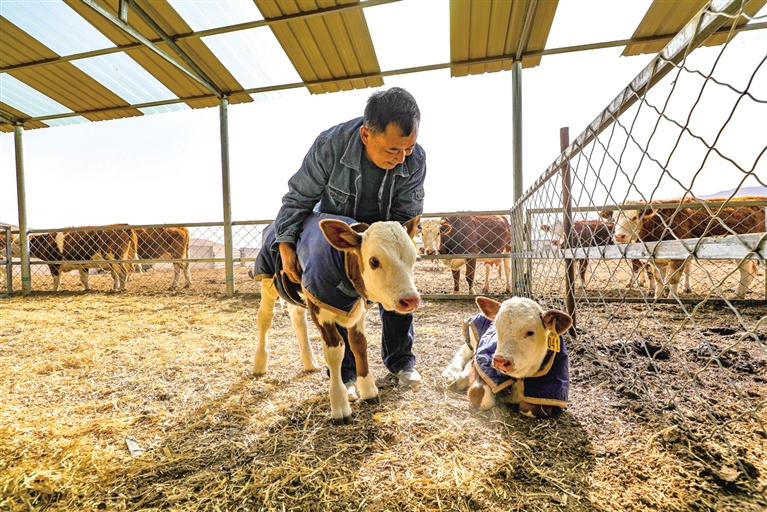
xmin=493 ymin=358 xmax=513 ymax=373
xmin=399 ymin=295 xmax=421 ymax=312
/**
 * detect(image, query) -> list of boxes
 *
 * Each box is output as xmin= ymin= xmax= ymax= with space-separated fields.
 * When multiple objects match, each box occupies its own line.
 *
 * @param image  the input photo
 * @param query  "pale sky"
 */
xmin=1 ymin=0 xmax=765 ymax=229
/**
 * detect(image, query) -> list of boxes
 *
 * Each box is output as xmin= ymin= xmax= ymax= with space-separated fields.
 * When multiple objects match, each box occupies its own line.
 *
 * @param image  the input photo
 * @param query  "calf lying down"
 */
xmin=442 ymin=296 xmax=573 ymax=418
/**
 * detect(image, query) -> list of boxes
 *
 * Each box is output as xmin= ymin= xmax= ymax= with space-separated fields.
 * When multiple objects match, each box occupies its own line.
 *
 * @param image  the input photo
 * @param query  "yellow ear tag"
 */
xmin=547 ymin=319 xmax=561 ymax=353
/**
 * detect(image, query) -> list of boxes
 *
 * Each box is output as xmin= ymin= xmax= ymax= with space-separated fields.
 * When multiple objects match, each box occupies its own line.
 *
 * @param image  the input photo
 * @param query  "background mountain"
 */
xmin=698 ymin=185 xmax=767 ymax=199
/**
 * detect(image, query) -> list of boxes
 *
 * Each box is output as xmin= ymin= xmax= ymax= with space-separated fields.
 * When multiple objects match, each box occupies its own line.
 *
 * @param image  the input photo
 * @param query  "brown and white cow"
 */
xmin=254 ymin=217 xmax=421 ymax=423
xmin=601 ymin=196 xmax=766 ymax=298
xmin=420 ymin=216 xmax=508 ymax=290
xmin=437 ymin=215 xmax=512 ymax=294
xmin=10 ymin=228 xmax=136 ymax=291
xmin=135 ymin=227 xmax=192 ymax=289
xmin=539 ymin=219 xmax=655 ymax=291
xmin=442 ymin=296 xmax=573 ymax=418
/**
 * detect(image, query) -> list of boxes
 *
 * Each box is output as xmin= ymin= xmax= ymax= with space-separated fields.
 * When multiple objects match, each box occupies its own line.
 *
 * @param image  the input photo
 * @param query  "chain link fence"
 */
xmin=508 ymin=3 xmax=767 ymax=495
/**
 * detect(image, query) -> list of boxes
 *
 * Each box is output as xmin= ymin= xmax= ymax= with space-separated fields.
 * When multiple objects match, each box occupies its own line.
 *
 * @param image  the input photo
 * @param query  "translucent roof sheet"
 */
xmin=1 ymin=0 xmax=763 ymax=132
xmin=367 ymin=0 xmax=449 ymax=72
xmin=73 ymin=53 xmax=180 ymax=104
xmin=1 ymin=0 xmax=113 ymax=55
xmin=168 ymin=0 xmax=263 ymax=30
xmin=170 ymin=0 xmax=298 ymax=101
xmin=546 ymin=0 xmax=654 ymax=50
xmin=203 ymin=29 xmax=303 ymax=101
xmin=0 ymin=73 xmax=87 ymax=127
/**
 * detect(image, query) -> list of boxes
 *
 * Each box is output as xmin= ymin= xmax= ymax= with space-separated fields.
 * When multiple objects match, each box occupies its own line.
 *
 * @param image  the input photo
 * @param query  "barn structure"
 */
xmin=1 ymin=1 xmax=767 ymax=509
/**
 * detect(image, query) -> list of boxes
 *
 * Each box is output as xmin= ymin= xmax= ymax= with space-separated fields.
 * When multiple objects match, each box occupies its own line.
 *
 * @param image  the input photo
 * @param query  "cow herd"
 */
xmin=7 ymin=226 xmax=191 ymax=291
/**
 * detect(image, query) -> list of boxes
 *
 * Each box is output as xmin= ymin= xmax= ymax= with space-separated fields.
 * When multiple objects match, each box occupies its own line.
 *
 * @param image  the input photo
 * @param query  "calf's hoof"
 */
xmin=331 ymin=414 xmax=353 ymax=425
xmin=518 ymin=401 xmax=555 ymax=418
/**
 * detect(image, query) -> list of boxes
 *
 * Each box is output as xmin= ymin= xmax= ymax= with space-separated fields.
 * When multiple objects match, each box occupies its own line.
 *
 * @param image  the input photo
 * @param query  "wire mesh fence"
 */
xmin=510 ymin=3 xmax=767 ymax=495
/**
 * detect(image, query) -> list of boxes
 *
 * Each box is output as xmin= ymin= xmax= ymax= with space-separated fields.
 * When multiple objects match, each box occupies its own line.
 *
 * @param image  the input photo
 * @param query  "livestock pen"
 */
xmin=3 ymin=3 xmax=767 ymax=512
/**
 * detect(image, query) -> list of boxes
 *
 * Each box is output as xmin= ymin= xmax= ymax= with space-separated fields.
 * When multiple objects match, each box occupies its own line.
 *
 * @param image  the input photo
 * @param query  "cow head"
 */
xmin=320 ymin=216 xmax=421 ymax=314
xmin=9 ymin=234 xmax=22 ymax=258
xmin=606 ymin=200 xmax=649 ymax=244
xmin=418 ymin=217 xmax=442 ymax=255
xmin=539 ymin=221 xmax=564 ymax=247
xmin=475 ymin=296 xmax=572 ymax=379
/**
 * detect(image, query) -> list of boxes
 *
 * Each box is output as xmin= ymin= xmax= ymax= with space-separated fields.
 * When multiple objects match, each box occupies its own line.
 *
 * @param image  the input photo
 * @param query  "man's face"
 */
xmin=360 ymin=122 xmax=418 ymax=170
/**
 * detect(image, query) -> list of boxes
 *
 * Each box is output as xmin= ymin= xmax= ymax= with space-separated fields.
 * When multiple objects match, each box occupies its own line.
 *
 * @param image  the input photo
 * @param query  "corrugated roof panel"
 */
xmin=167 ymin=0 xmax=300 ymax=100
xmin=168 ymin=0 xmax=264 ymax=30
xmin=1 ymin=0 xmax=113 ymax=56
xmin=521 ymin=0 xmax=558 ymax=68
xmin=73 ymin=53 xmax=189 ymax=115
xmin=0 ymin=102 xmax=48 ymax=132
xmin=254 ymin=0 xmax=383 ymax=95
xmin=623 ymin=0 xmax=767 ymax=56
xmin=10 ymin=61 xmax=143 ymax=122
xmin=0 ymin=74 xmax=90 ymax=128
xmin=62 ymin=0 xmax=250 ymax=109
xmin=450 ymin=0 xmax=472 ymax=77
xmin=202 ymin=29 xmax=304 ymax=101
xmin=450 ymin=0 xmax=559 ymax=78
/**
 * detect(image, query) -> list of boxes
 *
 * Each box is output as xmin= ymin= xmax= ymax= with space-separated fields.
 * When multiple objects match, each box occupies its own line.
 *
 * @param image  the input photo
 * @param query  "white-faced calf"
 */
xmin=253 ymin=213 xmax=421 ymax=423
xmin=442 ymin=296 xmax=573 ymax=418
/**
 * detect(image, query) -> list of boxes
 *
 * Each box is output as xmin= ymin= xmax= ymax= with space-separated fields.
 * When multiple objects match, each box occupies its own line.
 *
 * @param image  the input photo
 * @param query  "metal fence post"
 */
xmin=511 ymin=59 xmax=526 ymax=295
xmin=560 ymin=127 xmax=575 ymax=334
xmin=14 ymin=124 xmax=30 ymax=296
xmin=219 ymin=98 xmax=234 ymax=297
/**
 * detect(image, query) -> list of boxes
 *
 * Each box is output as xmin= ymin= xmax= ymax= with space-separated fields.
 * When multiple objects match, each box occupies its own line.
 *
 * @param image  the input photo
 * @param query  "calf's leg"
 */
xmin=348 ymin=323 xmax=378 ymax=402
xmin=288 ymin=304 xmax=318 ymax=372
xmin=308 ymin=303 xmax=353 ymax=423
xmin=254 ymin=278 xmax=279 ymax=375
xmin=734 ymin=260 xmax=757 ymax=299
xmin=467 ymin=363 xmax=495 ymax=410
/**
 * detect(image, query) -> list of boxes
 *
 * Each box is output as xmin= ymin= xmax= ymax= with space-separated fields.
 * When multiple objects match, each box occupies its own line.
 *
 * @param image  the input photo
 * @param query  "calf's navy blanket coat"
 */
xmin=254 ymin=212 xmax=362 ymax=317
xmin=465 ymin=313 xmax=569 ymax=409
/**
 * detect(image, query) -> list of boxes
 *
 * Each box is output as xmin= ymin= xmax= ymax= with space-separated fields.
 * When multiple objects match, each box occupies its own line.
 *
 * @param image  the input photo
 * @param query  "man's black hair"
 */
xmin=363 ymin=87 xmax=420 ymax=136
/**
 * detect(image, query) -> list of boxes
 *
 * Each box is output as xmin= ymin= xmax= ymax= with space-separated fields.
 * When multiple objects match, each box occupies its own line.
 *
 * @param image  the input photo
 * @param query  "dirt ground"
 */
xmin=1 ymin=261 xmax=766 ymax=511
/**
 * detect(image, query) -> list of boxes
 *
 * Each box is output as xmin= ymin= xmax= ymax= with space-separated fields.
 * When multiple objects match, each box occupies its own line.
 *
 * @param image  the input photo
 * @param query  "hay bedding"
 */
xmin=1 ymin=290 xmax=765 ymax=511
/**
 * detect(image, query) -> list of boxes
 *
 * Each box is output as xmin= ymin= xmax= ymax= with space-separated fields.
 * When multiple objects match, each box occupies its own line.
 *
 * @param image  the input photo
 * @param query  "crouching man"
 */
xmin=442 ymin=296 xmax=573 ymax=418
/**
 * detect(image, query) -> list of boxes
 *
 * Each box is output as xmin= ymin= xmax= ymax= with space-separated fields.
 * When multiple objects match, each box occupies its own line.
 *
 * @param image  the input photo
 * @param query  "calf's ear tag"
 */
xmin=547 ymin=319 xmax=561 ymax=353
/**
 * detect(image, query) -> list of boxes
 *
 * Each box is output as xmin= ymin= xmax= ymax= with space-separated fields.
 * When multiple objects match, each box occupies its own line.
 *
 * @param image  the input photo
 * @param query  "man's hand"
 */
xmin=279 ymin=242 xmax=302 ymax=284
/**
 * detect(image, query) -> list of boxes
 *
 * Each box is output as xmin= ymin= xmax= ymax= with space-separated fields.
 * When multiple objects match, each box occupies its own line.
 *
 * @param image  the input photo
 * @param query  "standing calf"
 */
xmin=253 ymin=213 xmax=421 ymax=423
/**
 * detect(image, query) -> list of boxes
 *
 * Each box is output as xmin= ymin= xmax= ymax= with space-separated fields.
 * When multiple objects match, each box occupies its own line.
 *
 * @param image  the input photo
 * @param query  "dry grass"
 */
xmin=1 ymin=288 xmax=766 ymax=511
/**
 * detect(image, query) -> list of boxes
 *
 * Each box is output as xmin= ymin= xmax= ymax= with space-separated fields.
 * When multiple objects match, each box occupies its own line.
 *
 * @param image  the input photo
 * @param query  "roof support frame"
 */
xmin=515 ymin=0 xmax=538 ymax=60
xmin=1 ymin=0 xmax=402 ymax=74
xmin=3 ymin=17 xmax=766 ymax=127
xmin=123 ymin=0 xmax=224 ymax=97
xmin=79 ymin=0 xmax=223 ymax=97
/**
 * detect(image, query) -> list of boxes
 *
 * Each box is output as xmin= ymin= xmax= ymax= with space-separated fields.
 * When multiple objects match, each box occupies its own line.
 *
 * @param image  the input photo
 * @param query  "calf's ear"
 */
xmin=402 ymin=216 xmax=421 ymax=239
xmin=542 ymin=310 xmax=573 ymax=335
xmin=475 ymin=296 xmax=501 ymax=320
xmin=319 ymin=220 xmax=362 ymax=251
xmin=349 ymin=222 xmax=370 ymax=234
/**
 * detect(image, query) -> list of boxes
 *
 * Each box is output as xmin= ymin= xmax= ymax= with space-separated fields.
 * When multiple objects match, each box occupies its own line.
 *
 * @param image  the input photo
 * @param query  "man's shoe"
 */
xmin=396 ymin=369 xmax=422 ymax=389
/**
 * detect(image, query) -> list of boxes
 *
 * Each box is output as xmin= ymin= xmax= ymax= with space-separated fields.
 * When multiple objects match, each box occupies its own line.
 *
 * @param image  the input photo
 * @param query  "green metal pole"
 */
xmin=14 ymin=124 xmax=30 ymax=295
xmin=511 ymin=60 xmax=525 ymax=296
xmin=219 ymin=98 xmax=234 ymax=297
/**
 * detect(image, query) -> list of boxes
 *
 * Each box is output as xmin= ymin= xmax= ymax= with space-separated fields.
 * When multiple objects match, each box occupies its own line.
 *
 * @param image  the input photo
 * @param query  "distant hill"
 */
xmin=698 ymin=186 xmax=767 ymax=199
